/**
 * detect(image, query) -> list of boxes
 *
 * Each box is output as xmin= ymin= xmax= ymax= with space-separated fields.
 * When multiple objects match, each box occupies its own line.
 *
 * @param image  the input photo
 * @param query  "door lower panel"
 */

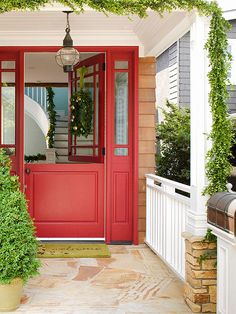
xmin=25 ymin=163 xmax=104 ymax=238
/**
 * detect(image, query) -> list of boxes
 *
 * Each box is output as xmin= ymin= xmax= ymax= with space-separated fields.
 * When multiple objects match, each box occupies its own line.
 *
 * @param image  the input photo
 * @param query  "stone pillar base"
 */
xmin=182 ymin=232 xmax=217 ymax=313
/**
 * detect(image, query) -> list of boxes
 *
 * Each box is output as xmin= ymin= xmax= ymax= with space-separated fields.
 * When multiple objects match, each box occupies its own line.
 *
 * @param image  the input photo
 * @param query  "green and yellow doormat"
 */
xmin=38 ymin=243 xmax=111 ymax=258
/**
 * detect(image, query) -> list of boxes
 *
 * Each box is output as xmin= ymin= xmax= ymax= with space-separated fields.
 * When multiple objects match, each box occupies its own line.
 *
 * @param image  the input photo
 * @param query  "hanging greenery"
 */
xmin=0 ymin=0 xmax=234 ymax=195
xmin=204 ymin=5 xmax=234 ymax=195
xmin=70 ymin=66 xmax=93 ymax=137
xmin=46 ymin=87 xmax=57 ymax=148
xmin=0 ymin=0 xmax=214 ymax=16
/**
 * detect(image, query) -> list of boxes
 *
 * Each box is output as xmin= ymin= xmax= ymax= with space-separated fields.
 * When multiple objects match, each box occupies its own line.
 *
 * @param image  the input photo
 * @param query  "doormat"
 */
xmin=38 ymin=243 xmax=111 ymax=258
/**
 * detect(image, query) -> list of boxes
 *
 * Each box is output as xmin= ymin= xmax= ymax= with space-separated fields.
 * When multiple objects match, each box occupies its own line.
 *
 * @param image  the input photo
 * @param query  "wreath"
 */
xmin=70 ymin=66 xmax=93 ymax=137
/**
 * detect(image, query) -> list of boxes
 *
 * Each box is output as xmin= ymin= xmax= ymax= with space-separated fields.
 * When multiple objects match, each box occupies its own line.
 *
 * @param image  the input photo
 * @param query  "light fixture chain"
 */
xmin=66 ymin=12 xmax=70 ymax=33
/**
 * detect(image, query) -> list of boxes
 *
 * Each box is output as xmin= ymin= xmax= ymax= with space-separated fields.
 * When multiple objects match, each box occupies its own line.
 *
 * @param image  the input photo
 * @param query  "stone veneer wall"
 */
xmin=183 ymin=233 xmax=217 ymax=313
xmin=138 ymin=57 xmax=156 ymax=243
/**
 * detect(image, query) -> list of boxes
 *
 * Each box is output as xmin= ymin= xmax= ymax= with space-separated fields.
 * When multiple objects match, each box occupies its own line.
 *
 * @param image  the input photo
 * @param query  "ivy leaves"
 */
xmin=0 ymin=0 xmax=213 ymax=17
xmin=204 ymin=8 xmax=234 ymax=195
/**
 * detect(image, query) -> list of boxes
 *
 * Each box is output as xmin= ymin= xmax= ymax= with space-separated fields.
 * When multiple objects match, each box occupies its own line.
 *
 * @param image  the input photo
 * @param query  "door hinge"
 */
xmin=102 ymin=147 xmax=106 ymax=156
xmin=103 ymin=63 xmax=106 ymax=71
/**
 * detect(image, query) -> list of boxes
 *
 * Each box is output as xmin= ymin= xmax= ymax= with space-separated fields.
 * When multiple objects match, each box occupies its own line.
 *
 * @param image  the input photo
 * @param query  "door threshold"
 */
xmin=37 ymin=238 xmax=105 ymax=243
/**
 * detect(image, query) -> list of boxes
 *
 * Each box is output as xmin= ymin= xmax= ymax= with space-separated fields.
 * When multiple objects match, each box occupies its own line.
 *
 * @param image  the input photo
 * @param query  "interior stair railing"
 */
xmin=24 ymin=86 xmax=47 ymax=113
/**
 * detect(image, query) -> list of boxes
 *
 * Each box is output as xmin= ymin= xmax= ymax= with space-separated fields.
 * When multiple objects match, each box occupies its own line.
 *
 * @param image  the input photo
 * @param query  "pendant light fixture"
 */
xmin=55 ymin=11 xmax=80 ymax=72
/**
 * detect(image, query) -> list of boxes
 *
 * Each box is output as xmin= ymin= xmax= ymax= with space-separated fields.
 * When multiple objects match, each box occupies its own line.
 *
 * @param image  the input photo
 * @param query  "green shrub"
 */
xmin=0 ymin=149 xmax=40 ymax=284
xmin=156 ymin=101 xmax=190 ymax=185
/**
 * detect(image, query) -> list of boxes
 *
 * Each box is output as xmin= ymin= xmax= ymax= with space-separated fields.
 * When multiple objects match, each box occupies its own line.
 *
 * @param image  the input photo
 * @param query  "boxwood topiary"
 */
xmin=0 ymin=149 xmax=40 ymax=284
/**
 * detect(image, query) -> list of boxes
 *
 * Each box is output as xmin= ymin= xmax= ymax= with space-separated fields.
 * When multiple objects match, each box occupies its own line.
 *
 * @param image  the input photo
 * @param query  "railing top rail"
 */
xmin=146 ymin=173 xmax=191 ymax=194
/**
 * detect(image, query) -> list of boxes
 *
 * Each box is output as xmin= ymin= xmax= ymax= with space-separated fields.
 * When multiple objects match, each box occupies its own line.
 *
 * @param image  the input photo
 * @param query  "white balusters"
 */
xmin=145 ymin=174 xmax=191 ymax=280
xmin=25 ymin=86 xmax=48 ymax=113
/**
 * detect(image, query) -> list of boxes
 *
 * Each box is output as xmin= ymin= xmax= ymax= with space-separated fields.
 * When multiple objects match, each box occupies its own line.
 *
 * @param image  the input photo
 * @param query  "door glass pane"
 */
xmin=1 ymin=72 xmax=15 ymax=144
xmin=114 ymin=148 xmax=128 ymax=156
xmin=115 ymin=72 xmax=128 ymax=145
xmin=76 ymin=148 xmax=93 ymax=156
xmin=2 ymin=61 xmax=15 ymax=70
xmin=115 ymin=61 xmax=128 ymax=70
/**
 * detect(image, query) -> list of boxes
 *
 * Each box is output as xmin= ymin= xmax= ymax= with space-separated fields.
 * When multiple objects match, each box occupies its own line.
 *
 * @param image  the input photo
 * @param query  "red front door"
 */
xmin=0 ymin=47 xmax=138 ymax=243
xmin=24 ymin=53 xmax=106 ymax=239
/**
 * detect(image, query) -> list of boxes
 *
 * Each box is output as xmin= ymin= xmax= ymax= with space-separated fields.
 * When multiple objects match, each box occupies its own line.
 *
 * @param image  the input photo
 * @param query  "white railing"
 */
xmin=145 ymin=174 xmax=191 ymax=280
xmin=25 ymin=87 xmax=47 ymax=113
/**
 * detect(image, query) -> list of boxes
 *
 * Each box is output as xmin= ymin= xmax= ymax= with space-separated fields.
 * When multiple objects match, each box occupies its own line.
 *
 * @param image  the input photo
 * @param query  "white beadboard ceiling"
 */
xmin=0 ymin=5 xmax=192 ymax=56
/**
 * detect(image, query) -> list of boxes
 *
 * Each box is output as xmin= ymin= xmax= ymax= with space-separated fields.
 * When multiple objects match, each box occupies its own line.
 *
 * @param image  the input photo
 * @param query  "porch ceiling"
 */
xmin=0 ymin=5 xmax=192 ymax=56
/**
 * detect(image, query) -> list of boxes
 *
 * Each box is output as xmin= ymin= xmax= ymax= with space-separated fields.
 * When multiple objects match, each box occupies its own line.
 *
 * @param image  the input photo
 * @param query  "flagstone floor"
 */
xmin=13 ymin=244 xmax=193 ymax=314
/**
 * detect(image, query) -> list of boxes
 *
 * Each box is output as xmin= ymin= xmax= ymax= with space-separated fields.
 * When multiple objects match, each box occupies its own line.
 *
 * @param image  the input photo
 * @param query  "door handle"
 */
xmin=25 ymin=168 xmax=31 ymax=175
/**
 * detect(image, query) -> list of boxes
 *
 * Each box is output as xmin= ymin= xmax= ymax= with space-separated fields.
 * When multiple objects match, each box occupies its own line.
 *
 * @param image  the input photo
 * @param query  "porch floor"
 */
xmin=14 ymin=244 xmax=192 ymax=313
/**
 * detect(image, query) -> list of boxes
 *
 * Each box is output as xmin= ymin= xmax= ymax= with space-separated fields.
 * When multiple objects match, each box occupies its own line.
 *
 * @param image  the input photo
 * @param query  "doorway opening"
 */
xmin=24 ymin=52 xmax=105 ymax=164
xmin=24 ymin=51 xmax=106 ymax=240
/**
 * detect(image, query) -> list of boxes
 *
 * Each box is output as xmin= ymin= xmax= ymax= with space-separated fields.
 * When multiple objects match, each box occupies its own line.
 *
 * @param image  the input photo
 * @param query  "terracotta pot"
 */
xmin=0 ymin=278 xmax=23 ymax=312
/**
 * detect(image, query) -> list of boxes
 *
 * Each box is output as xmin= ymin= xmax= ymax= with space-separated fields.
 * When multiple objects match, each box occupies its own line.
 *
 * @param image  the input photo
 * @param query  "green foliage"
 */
xmin=24 ymin=153 xmax=46 ymax=163
xmin=204 ymin=228 xmax=217 ymax=243
xmin=0 ymin=149 xmax=40 ymax=284
xmin=0 ymin=0 xmax=233 ymax=194
xmin=0 ymin=0 xmax=214 ymax=17
xmin=46 ymin=87 xmax=57 ymax=148
xmin=204 ymin=6 xmax=234 ymax=195
xmin=198 ymin=229 xmax=217 ymax=266
xmin=70 ymin=89 xmax=93 ymax=137
xmin=156 ymin=101 xmax=190 ymax=185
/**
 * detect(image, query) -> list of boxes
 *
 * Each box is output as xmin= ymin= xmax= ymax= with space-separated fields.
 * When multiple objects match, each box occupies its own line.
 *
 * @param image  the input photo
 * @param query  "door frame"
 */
xmin=0 ymin=46 xmax=139 ymax=244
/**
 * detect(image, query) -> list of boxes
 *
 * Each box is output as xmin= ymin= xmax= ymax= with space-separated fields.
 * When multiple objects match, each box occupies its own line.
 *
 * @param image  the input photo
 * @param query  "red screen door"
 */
xmin=69 ymin=53 xmax=105 ymax=163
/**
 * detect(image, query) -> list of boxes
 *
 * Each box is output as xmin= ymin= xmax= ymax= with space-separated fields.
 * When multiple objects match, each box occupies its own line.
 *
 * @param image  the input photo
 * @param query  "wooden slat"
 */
xmin=139 ymin=167 xmax=155 ymax=179
xmin=139 ymin=62 xmax=156 ymax=75
xmin=139 ymin=75 xmax=156 ymax=89
xmin=138 ymin=218 xmax=146 ymax=231
xmin=138 ymin=179 xmax=146 ymax=193
xmin=139 ymin=115 xmax=155 ymax=127
xmin=138 ymin=192 xmax=146 ymax=206
xmin=139 ymin=88 xmax=156 ymax=102
xmin=139 ymin=141 xmax=155 ymax=154
xmin=139 ymin=102 xmax=156 ymax=114
xmin=138 ymin=231 xmax=145 ymax=243
xmin=139 ymin=154 xmax=156 ymax=168
xmin=139 ymin=127 xmax=156 ymax=141
xmin=138 ymin=205 xmax=146 ymax=219
xmin=139 ymin=57 xmax=156 ymax=63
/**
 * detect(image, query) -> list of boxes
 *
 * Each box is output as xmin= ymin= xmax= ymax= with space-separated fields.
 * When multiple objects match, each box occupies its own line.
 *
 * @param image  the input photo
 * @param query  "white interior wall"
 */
xmin=24 ymin=114 xmax=47 ymax=156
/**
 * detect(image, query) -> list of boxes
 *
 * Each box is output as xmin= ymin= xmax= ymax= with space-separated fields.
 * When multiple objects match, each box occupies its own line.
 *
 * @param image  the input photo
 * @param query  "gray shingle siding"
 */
xmin=228 ymin=20 xmax=236 ymax=39
xmin=179 ymin=31 xmax=190 ymax=108
xmin=169 ymin=42 xmax=178 ymax=102
xmin=157 ymin=49 xmax=169 ymax=73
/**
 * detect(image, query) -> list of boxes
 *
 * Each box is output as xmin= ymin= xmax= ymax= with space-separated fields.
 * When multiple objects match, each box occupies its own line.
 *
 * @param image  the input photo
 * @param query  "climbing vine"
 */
xmin=46 ymin=87 xmax=57 ymax=148
xmin=204 ymin=5 xmax=234 ymax=195
xmin=0 ymin=0 xmax=234 ymax=195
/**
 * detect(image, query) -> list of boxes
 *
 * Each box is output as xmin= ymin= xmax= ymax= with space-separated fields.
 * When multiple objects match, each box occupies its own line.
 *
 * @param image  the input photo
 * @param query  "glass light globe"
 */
xmin=55 ymin=47 xmax=80 ymax=72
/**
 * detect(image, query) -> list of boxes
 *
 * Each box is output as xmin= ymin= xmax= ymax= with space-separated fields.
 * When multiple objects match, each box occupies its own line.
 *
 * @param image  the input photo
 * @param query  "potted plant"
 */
xmin=0 ymin=149 xmax=40 ymax=312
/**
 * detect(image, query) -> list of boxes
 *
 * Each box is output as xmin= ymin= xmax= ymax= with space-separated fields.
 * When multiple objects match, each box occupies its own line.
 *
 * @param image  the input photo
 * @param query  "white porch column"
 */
xmin=188 ymin=14 xmax=211 ymax=236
